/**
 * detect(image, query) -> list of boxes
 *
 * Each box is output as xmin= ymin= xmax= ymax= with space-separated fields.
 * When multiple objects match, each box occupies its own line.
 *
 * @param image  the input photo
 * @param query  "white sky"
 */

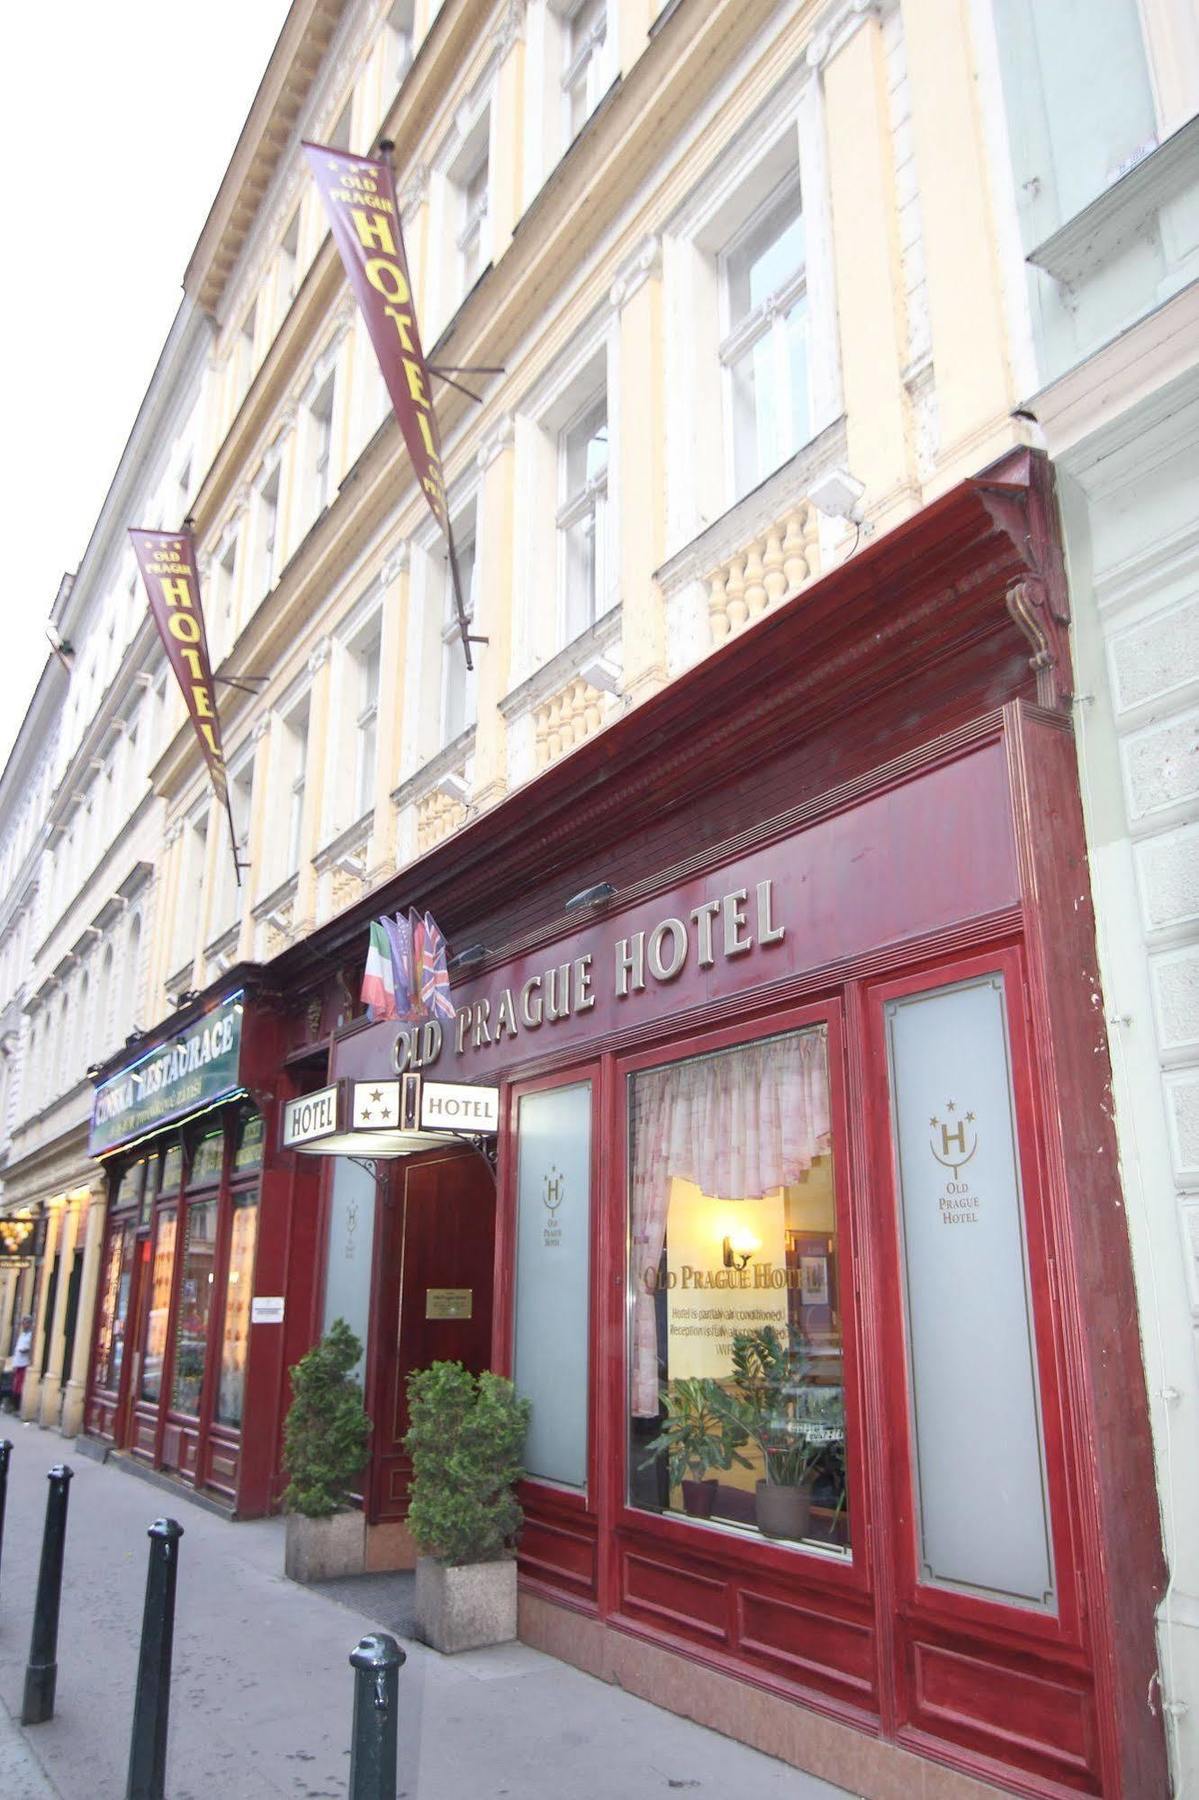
xmin=0 ymin=2 xmax=292 ymax=773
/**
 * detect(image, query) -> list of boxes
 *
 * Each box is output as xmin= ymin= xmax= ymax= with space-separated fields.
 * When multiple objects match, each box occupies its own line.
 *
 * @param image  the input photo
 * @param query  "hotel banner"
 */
xmin=130 ymin=527 xmax=229 ymax=809
xmin=303 ymin=142 xmax=472 ymax=664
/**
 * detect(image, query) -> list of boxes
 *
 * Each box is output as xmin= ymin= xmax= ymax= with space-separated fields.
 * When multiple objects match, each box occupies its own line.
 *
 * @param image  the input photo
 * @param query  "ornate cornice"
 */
xmin=609 ymin=236 xmax=662 ymax=311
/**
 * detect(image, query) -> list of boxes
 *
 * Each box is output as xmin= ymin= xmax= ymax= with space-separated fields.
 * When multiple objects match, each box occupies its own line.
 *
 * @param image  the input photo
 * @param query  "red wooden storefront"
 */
xmin=271 ymin=449 xmax=1166 ymax=1796
xmin=84 ymin=984 xmax=323 ymax=1516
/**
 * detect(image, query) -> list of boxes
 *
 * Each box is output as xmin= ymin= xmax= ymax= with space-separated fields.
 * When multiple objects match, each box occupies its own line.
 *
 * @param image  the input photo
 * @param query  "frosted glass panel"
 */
xmin=514 ymin=1083 xmax=592 ymax=1488
xmin=322 ymin=1158 xmax=377 ymax=1380
xmin=886 ymin=974 xmax=1054 ymax=1609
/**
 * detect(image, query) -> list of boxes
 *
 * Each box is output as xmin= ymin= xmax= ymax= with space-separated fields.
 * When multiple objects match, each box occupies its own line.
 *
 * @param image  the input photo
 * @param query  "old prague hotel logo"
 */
xmin=543 ymin=1165 xmax=564 ymax=1249
xmin=929 ymin=1100 xmax=981 ymax=1224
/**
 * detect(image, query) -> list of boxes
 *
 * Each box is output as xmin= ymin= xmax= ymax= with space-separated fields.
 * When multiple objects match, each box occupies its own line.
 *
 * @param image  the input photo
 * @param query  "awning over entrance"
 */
xmin=281 ymin=1073 xmax=499 ymax=1159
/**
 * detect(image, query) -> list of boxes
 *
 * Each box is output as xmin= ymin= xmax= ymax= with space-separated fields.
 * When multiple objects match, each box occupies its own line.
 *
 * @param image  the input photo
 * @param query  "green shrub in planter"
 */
xmin=283 ymin=1318 xmax=371 ymax=1519
xmin=404 ymin=1361 xmax=531 ymax=1564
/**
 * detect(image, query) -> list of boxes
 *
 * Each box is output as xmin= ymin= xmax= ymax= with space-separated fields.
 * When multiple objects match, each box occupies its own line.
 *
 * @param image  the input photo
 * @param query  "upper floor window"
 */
xmin=279 ymin=209 xmax=301 ymax=316
xmin=558 ymin=393 xmax=609 ymax=644
xmin=720 ymin=174 xmax=808 ymax=501
xmin=212 ymin=532 xmax=239 ymax=661
xmin=387 ymin=0 xmax=415 ymax=94
xmin=563 ymin=0 xmax=609 ymax=140
xmin=329 ymin=98 xmax=353 ymax=153
xmin=237 ymin=303 xmax=258 ymax=398
xmin=459 ymin=153 xmax=489 ymax=294
xmin=256 ymin=467 xmax=281 ymax=599
xmin=309 ymin=375 xmax=336 ymax=518
xmin=353 ymin=631 xmax=382 ymax=819
xmin=278 ymin=699 xmax=310 ymax=880
xmin=443 ymin=112 xmax=491 ymax=313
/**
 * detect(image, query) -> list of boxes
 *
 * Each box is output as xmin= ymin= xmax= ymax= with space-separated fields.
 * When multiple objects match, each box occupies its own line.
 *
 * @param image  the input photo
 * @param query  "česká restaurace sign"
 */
xmin=88 ymin=993 xmax=244 ymax=1156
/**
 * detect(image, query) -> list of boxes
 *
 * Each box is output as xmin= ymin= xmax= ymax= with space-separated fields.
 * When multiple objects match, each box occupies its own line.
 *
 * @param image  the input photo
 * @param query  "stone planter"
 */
xmin=754 ymin=1479 xmax=812 ymax=1542
xmin=415 ymin=1555 xmax=517 ymax=1653
xmin=284 ymin=1509 xmax=366 ymax=1583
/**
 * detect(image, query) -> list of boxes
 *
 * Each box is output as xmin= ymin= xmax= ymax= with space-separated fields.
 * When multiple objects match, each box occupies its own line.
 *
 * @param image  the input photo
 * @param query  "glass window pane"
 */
xmin=784 ymin=295 xmax=811 ymax=460
xmin=190 ymin=1128 xmax=224 ymax=1187
xmin=731 ymin=333 xmax=777 ymax=498
xmin=629 ymin=1027 xmax=848 ymax=1552
xmin=234 ymin=1111 xmax=264 ymax=1173
xmin=115 ymin=1160 xmax=146 ymax=1211
xmin=217 ymin=1195 xmax=259 ymax=1427
xmin=161 ymin=1142 xmax=183 ymax=1196
xmin=564 ymin=513 xmax=597 ymax=641
xmin=727 ymin=184 xmax=804 ymax=323
xmin=95 ymin=1225 xmax=135 ymax=1392
xmin=171 ymin=1200 xmax=218 ymax=1416
xmin=322 ymin=1158 xmax=377 ymax=1384
xmin=514 ymin=1083 xmax=592 ymax=1488
xmin=141 ymin=1207 xmax=177 ymax=1403
xmin=885 ymin=972 xmax=1055 ymax=1608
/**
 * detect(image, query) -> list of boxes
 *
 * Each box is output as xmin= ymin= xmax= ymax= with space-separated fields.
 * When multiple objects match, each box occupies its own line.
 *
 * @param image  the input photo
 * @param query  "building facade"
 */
xmin=0 ymin=0 xmax=1191 ymax=1795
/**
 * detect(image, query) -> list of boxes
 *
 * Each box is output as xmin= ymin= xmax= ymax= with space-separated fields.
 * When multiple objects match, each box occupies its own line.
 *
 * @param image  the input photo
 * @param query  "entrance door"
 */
xmin=368 ymin=1146 xmax=496 ymax=1524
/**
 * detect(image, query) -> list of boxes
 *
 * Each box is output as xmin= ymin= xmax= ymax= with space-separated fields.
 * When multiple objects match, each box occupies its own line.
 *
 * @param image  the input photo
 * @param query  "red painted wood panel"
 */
xmin=621 ymin=1549 xmax=729 ymax=1644
xmin=737 ymin=1588 xmax=877 ymax=1706
xmin=909 ymin=1638 xmax=1097 ymax=1787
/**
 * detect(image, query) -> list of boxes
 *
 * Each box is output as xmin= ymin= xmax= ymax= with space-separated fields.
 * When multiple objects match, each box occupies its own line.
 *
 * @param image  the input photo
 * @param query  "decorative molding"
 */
xmin=307 ymin=637 xmax=332 ymax=676
xmin=609 ymin=236 xmax=662 ymax=311
xmin=398 ymin=162 xmax=429 ymax=218
xmin=381 ymin=544 xmax=411 ymax=584
xmin=253 ymin=714 xmax=273 ymax=743
xmin=477 ymin=414 xmax=516 ymax=472
xmin=494 ymin=0 xmax=527 ymax=60
xmin=975 ymin=453 xmax=1073 ymax=712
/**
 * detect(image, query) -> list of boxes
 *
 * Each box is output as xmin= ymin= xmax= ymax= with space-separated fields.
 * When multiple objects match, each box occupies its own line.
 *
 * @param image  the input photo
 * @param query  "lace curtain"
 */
xmin=630 ymin=1028 xmax=831 ymax=1416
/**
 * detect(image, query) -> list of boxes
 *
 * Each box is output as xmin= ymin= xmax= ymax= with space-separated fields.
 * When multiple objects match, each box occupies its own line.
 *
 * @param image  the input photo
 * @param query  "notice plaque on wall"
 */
xmin=426 ymin=1288 xmax=473 ymax=1320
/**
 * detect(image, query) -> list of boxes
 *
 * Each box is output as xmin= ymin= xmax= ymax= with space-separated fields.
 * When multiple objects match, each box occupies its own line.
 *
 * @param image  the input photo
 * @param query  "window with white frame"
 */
xmin=720 ymin=172 xmax=808 ymax=501
xmin=255 ymin=466 xmax=281 ymax=600
xmin=237 ymin=304 xmax=258 ymax=399
xmin=309 ymin=375 xmax=336 ymax=518
xmin=279 ymin=209 xmax=301 ymax=316
xmin=122 ymin=914 xmax=142 ymax=1040
xmin=279 ymin=699 xmax=310 ymax=880
xmin=558 ymin=391 xmax=609 ymax=644
xmin=386 ymin=0 xmax=415 ymax=94
xmin=353 ymin=629 xmax=383 ymax=820
xmin=172 ymin=809 xmax=208 ymax=973
xmin=212 ymin=532 xmax=239 ymax=662
xmin=441 ymin=508 xmax=478 ymax=747
xmin=216 ymin=758 xmax=254 ymax=933
xmin=449 ymin=116 xmax=491 ymax=304
xmin=329 ymin=98 xmax=353 ymax=152
xmin=562 ymin=0 xmax=610 ymax=141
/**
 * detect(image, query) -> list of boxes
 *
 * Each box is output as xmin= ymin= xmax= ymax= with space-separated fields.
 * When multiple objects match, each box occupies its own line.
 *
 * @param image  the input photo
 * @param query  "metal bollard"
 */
xmin=125 ymin=1518 xmax=184 ymax=1800
xmin=21 ymin=1463 xmax=73 ymax=1724
xmin=348 ymin=1632 xmax=405 ymax=1800
xmin=0 ymin=1439 xmax=11 ymax=1604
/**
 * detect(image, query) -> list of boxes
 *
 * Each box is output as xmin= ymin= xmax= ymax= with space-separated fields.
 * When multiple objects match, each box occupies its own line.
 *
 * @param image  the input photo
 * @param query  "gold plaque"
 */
xmin=426 ymin=1287 xmax=473 ymax=1320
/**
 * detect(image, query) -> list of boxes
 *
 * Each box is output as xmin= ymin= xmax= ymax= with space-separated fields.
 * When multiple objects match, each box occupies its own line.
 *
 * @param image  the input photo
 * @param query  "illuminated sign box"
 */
xmin=281 ymin=1074 xmax=499 ymax=1158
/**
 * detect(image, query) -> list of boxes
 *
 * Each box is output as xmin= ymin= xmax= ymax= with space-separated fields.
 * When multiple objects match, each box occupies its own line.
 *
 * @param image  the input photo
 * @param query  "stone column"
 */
xmin=472 ymin=418 xmax=516 ymax=811
xmin=611 ymin=238 xmax=667 ymax=705
xmin=60 ymin=1184 xmax=107 ymax=1439
xmin=38 ymin=1193 xmax=82 ymax=1430
xmin=21 ymin=1198 xmax=62 ymax=1423
xmin=820 ymin=11 xmax=917 ymax=534
xmin=489 ymin=5 xmax=526 ymax=263
xmin=368 ymin=548 xmax=410 ymax=878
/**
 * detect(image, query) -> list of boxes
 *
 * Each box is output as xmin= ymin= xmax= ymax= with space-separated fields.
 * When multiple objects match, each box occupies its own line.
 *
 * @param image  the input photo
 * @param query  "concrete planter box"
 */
xmin=415 ymin=1555 xmax=517 ymax=1653
xmin=284 ymin=1510 xmax=365 ymax=1583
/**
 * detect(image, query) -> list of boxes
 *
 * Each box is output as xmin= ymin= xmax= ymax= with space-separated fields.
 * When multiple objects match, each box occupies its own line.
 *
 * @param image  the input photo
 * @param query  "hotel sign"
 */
xmin=89 ymin=995 xmax=244 ymax=1156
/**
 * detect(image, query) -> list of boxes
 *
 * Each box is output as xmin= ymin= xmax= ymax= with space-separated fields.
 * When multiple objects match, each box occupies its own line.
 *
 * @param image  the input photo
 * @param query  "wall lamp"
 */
xmin=722 ymin=1230 xmax=761 ymax=1272
xmin=565 ymin=881 xmax=617 ymax=913
xmin=448 ymin=943 xmax=486 ymax=972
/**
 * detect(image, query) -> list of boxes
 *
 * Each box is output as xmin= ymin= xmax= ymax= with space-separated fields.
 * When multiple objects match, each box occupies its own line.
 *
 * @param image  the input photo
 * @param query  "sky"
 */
xmin=0 ymin=2 xmax=293 ymax=773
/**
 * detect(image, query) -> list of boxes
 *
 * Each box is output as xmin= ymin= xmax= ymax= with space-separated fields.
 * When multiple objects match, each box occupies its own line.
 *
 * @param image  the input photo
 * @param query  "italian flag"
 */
xmin=360 ymin=920 xmax=398 ymax=1020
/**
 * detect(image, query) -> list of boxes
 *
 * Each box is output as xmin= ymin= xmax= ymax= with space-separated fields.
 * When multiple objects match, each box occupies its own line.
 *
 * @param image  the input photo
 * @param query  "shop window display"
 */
xmin=171 ymin=1199 xmax=218 ymax=1415
xmin=629 ymin=1026 xmax=849 ymax=1551
xmin=190 ymin=1127 xmax=225 ymax=1187
xmin=94 ymin=1224 xmax=135 ymax=1392
xmin=141 ymin=1207 xmax=177 ymax=1403
xmin=217 ymin=1195 xmax=258 ymax=1426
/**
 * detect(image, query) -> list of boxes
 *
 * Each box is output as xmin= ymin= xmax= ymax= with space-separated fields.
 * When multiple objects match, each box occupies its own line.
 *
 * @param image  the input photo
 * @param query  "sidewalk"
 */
xmin=0 ymin=1429 xmax=854 ymax=1799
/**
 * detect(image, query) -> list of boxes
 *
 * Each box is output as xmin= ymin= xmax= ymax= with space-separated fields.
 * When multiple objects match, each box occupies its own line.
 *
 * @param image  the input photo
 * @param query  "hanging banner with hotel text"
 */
xmin=130 ymin=527 xmax=241 ymax=885
xmin=302 ymin=142 xmax=473 ymax=666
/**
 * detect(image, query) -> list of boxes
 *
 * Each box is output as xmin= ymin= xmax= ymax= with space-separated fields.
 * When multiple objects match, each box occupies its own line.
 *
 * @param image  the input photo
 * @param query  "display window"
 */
xmin=94 ymin=1221 xmax=136 ymax=1393
xmin=141 ymin=1206 xmax=177 ymax=1403
xmin=217 ymin=1192 xmax=258 ymax=1426
xmin=627 ymin=1024 xmax=849 ymax=1554
xmin=171 ymin=1198 xmax=218 ymax=1416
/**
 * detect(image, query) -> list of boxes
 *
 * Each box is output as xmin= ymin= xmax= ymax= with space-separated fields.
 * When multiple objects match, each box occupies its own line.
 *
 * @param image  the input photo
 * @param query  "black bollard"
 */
xmin=125 ymin=1518 xmax=184 ymax=1800
xmin=348 ymin=1632 xmax=405 ymax=1800
xmin=21 ymin=1462 xmax=73 ymax=1724
xmin=0 ymin=1439 xmax=11 ymax=1603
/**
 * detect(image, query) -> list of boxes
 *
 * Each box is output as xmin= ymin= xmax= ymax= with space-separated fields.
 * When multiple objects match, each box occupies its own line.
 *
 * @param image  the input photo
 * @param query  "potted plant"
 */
xmin=713 ymin=1325 xmax=844 ymax=1541
xmin=282 ymin=1318 xmax=372 ymax=1582
xmin=643 ymin=1377 xmax=751 ymax=1517
xmin=404 ymin=1360 xmax=531 ymax=1654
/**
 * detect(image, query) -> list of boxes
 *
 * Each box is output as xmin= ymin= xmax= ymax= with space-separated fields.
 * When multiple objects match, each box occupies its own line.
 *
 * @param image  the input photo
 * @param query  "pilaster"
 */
xmin=37 ymin=1194 xmax=81 ymax=1430
xmin=369 ymin=549 xmax=410 ymax=875
xmin=295 ymin=640 xmax=333 ymax=929
xmin=472 ymin=418 xmax=517 ymax=810
xmin=819 ymin=11 xmax=917 ymax=532
xmin=20 ymin=1198 xmax=60 ymax=1421
xmin=239 ymin=717 xmax=274 ymax=962
xmin=490 ymin=6 xmax=527 ymax=263
xmin=899 ymin=0 xmax=1014 ymax=489
xmin=60 ymin=1185 xmax=107 ymax=1438
xmin=612 ymin=240 xmax=667 ymax=704
xmin=194 ymin=795 xmax=225 ymax=982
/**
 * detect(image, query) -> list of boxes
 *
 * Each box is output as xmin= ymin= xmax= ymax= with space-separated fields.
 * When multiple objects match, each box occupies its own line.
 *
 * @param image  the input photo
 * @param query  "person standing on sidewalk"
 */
xmin=10 ymin=1315 xmax=33 ymax=1413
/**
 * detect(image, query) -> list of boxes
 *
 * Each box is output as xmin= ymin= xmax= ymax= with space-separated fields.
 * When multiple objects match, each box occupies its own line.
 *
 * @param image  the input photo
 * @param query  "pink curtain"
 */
xmin=630 ymin=1029 xmax=831 ymax=1415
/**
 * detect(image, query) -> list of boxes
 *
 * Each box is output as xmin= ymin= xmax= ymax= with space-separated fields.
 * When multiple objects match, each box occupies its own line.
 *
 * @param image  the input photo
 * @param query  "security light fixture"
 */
xmin=448 ymin=943 xmax=486 ymax=972
xmin=807 ymin=467 xmax=865 ymax=523
xmin=565 ymin=881 xmax=617 ymax=913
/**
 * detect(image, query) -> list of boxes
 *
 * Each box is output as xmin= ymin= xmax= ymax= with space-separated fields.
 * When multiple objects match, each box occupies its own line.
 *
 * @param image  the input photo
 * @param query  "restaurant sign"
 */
xmin=89 ymin=994 xmax=244 ymax=1156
